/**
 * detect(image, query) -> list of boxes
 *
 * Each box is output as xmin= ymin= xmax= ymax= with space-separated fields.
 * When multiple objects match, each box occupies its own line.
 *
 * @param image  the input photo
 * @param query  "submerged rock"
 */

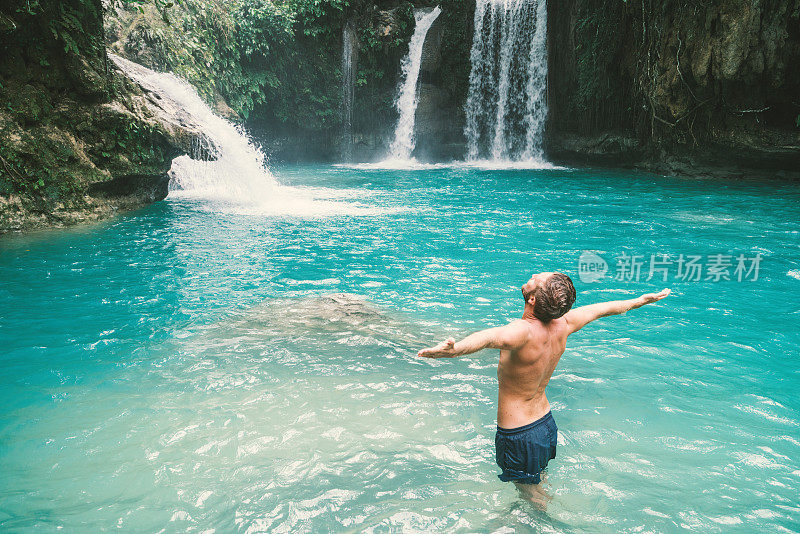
xmin=217 ymin=293 xmax=432 ymax=349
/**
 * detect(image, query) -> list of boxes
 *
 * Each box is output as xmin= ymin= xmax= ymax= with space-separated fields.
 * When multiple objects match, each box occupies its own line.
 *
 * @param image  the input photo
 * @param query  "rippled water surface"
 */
xmin=1 ymin=166 xmax=799 ymax=532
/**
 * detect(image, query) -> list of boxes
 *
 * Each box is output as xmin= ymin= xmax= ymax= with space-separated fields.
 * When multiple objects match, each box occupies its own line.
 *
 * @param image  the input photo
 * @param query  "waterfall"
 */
xmin=110 ymin=54 xmax=382 ymax=216
xmin=386 ymin=6 xmax=442 ymax=162
xmin=464 ymin=0 xmax=548 ymax=162
xmin=341 ymin=23 xmax=357 ymax=162
xmin=110 ymin=53 xmax=276 ymax=204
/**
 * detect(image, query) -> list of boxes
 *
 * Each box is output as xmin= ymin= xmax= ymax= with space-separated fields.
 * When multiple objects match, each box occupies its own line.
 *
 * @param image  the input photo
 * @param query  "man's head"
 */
xmin=521 ymin=272 xmax=576 ymax=322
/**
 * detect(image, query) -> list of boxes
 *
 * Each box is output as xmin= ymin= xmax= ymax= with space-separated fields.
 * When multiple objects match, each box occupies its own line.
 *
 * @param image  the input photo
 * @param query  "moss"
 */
xmin=0 ymin=0 xmax=194 ymax=232
xmin=5 ymin=84 xmax=53 ymax=123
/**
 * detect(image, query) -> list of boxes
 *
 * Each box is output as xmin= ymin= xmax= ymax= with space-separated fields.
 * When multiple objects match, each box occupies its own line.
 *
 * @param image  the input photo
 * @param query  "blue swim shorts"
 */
xmin=495 ymin=411 xmax=558 ymax=485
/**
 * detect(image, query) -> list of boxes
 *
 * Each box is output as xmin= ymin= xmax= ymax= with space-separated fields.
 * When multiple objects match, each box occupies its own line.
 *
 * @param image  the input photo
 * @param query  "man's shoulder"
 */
xmin=498 ymin=320 xmax=532 ymax=347
xmin=504 ymin=319 xmax=536 ymax=335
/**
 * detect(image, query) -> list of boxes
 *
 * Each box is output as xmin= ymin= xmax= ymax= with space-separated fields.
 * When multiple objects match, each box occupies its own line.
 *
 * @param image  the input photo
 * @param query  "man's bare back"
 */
xmin=495 ymin=316 xmax=569 ymax=428
xmin=417 ymin=271 xmax=670 ymax=496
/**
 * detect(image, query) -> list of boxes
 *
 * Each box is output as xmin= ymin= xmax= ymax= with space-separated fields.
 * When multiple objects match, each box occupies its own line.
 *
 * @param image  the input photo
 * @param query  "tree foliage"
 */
xmin=110 ymin=0 xmax=426 ymax=132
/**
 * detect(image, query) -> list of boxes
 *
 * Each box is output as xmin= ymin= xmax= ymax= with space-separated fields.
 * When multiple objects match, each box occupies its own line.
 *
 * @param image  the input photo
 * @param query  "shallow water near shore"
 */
xmin=1 ymin=165 xmax=799 ymax=532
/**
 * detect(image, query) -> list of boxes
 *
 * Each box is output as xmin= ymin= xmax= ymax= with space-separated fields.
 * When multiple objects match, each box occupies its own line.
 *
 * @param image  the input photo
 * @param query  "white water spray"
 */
xmin=464 ymin=0 xmax=548 ymax=163
xmin=386 ymin=6 xmax=441 ymax=162
xmin=341 ymin=23 xmax=357 ymax=162
xmin=110 ymin=54 xmax=385 ymax=216
xmin=110 ymin=54 xmax=276 ymax=203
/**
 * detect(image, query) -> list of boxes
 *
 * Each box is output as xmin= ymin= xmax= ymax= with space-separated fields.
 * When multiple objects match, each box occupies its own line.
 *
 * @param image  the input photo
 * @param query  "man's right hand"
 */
xmin=417 ymin=337 xmax=456 ymax=358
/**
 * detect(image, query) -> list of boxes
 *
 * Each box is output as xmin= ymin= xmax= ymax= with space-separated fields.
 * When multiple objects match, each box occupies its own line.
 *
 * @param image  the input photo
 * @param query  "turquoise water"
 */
xmin=1 ymin=165 xmax=799 ymax=532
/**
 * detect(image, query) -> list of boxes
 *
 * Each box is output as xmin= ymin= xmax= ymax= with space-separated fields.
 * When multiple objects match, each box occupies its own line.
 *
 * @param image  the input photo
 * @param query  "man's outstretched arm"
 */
xmin=564 ymin=288 xmax=671 ymax=334
xmin=417 ymin=324 xmax=525 ymax=359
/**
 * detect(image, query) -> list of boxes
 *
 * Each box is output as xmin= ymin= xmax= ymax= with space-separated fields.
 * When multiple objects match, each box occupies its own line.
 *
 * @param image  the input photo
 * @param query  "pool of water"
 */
xmin=1 ymin=165 xmax=799 ymax=532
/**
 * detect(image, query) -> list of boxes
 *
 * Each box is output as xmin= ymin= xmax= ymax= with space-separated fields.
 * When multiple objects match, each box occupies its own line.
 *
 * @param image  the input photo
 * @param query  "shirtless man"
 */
xmin=417 ymin=272 xmax=670 ymax=499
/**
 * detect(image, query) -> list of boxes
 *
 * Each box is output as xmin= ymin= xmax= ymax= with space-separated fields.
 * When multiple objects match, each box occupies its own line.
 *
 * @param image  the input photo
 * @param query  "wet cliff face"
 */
xmin=546 ymin=0 xmax=800 ymax=174
xmin=0 ymin=0 xmax=202 ymax=233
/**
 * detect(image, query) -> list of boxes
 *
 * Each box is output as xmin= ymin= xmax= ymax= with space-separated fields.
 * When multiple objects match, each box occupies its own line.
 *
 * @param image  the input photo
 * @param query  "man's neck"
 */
xmin=521 ymin=303 xmax=537 ymax=322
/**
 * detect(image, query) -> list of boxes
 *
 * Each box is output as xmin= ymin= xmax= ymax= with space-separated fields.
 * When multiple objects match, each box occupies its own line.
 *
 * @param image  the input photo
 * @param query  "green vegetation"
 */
xmin=13 ymin=1 xmax=103 ymax=57
xmin=567 ymin=0 xmax=643 ymax=136
xmin=114 ymin=0 xmax=295 ymax=121
xmin=110 ymin=0 xmax=425 ymax=132
xmin=108 ymin=0 xmax=475 ymax=137
xmin=0 ymin=0 xmax=102 ymax=208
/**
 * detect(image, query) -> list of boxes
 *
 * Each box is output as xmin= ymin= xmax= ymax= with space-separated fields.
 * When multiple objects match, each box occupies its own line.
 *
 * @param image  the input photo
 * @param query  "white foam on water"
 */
xmin=335 ymin=159 xmax=564 ymax=171
xmin=349 ymin=158 xmax=443 ymax=171
xmin=455 ymin=158 xmax=560 ymax=170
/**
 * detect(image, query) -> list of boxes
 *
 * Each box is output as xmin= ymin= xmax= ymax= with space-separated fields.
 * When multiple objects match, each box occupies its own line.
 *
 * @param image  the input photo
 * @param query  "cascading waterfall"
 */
xmin=464 ymin=0 xmax=548 ymax=162
xmin=386 ymin=6 xmax=441 ymax=162
xmin=341 ymin=23 xmax=357 ymax=162
xmin=110 ymin=54 xmax=276 ymax=204
xmin=110 ymin=54 xmax=381 ymax=216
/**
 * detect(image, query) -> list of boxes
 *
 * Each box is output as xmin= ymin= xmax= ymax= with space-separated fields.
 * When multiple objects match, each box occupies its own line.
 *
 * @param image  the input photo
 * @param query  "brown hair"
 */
xmin=533 ymin=273 xmax=576 ymax=322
